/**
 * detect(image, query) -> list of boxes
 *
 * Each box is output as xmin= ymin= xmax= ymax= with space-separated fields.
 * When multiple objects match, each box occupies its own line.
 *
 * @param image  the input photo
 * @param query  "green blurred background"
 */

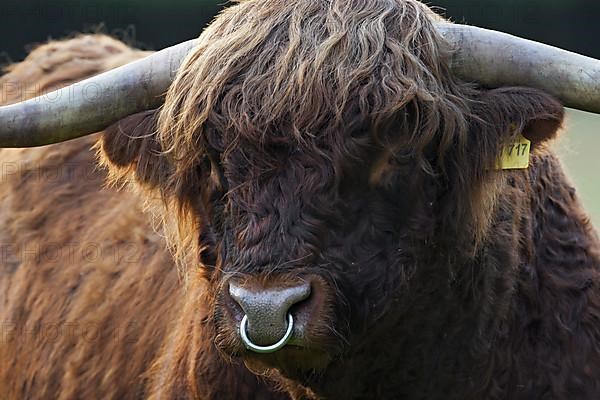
xmin=1 ymin=0 xmax=598 ymax=226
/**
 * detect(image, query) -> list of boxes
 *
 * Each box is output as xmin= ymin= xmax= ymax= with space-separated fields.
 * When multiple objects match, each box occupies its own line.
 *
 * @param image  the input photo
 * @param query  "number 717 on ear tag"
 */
xmin=497 ymin=134 xmax=531 ymax=170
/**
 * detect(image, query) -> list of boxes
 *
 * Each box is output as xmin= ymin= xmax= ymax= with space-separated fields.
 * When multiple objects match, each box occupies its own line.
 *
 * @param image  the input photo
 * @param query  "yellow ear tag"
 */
xmin=497 ymin=134 xmax=531 ymax=170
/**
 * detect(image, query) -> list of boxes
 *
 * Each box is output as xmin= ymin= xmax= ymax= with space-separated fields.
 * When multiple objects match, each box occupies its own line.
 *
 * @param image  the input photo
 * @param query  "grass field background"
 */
xmin=557 ymin=110 xmax=600 ymax=229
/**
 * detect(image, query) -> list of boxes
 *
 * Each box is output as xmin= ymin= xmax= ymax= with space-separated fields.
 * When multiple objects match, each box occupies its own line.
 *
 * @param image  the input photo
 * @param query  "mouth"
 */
xmin=215 ymin=309 xmax=337 ymax=370
xmin=214 ymin=318 xmax=335 ymax=383
xmin=241 ymin=344 xmax=333 ymax=380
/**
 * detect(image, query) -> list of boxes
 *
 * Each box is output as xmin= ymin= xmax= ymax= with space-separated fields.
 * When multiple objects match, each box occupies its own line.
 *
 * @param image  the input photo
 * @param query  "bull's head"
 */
xmin=0 ymin=0 xmax=597 ymax=394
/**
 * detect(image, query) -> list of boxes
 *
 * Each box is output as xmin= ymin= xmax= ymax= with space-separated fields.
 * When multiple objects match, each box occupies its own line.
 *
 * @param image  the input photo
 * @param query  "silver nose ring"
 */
xmin=239 ymin=313 xmax=294 ymax=354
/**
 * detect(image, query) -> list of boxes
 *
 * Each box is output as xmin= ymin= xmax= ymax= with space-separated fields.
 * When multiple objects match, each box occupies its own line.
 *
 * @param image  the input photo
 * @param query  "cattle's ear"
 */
xmin=479 ymin=87 xmax=565 ymax=144
xmin=98 ymin=109 xmax=171 ymax=189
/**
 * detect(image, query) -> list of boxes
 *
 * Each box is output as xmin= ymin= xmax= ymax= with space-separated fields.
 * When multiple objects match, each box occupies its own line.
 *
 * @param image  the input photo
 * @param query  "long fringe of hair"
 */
xmin=151 ymin=0 xmax=489 ymax=274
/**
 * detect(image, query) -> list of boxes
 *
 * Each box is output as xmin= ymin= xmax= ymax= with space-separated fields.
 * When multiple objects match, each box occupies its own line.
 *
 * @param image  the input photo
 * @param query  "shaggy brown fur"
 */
xmin=0 ymin=35 xmax=285 ymax=399
xmin=1 ymin=0 xmax=600 ymax=399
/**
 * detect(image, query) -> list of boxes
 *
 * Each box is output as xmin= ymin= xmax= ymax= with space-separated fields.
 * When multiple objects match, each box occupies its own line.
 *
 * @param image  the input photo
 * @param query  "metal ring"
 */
xmin=240 ymin=313 xmax=294 ymax=354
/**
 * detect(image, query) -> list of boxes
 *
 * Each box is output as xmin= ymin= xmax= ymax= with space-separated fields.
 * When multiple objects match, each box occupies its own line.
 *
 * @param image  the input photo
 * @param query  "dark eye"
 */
xmin=199 ymin=226 xmax=218 ymax=270
xmin=197 ymin=153 xmax=227 ymax=271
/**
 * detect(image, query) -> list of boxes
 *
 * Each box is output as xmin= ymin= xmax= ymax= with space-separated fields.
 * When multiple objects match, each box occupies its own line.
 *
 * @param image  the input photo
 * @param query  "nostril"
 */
xmin=228 ymin=281 xmax=311 ymax=348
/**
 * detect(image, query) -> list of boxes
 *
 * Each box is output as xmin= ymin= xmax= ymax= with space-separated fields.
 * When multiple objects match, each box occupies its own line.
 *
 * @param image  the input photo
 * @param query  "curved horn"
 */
xmin=438 ymin=23 xmax=600 ymax=114
xmin=0 ymin=39 xmax=198 ymax=147
xmin=1 ymin=24 xmax=600 ymax=148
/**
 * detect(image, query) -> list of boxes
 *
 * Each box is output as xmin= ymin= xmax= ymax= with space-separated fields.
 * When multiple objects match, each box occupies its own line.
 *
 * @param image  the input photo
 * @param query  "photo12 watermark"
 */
xmin=0 ymin=241 xmax=141 ymax=265
xmin=1 ymin=321 xmax=139 ymax=344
